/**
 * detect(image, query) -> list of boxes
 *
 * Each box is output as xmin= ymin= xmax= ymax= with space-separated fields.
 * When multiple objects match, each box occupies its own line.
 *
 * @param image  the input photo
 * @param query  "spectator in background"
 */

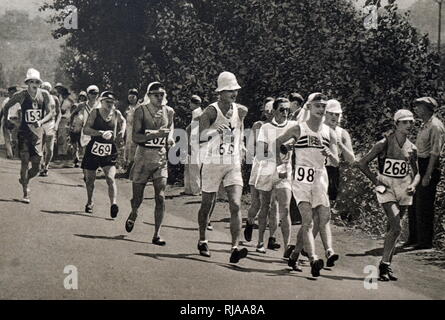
xmin=0 ymin=86 xmax=20 ymax=158
xmin=78 ymin=91 xmax=87 ymax=104
xmin=70 ymin=85 xmax=100 ymax=168
xmin=123 ymin=88 xmax=140 ymax=177
xmin=57 ymin=86 xmax=74 ymax=164
xmin=183 ymin=94 xmax=203 ymax=196
xmin=405 ymin=97 xmax=445 ymax=250
xmin=289 ymin=92 xmax=304 ymax=121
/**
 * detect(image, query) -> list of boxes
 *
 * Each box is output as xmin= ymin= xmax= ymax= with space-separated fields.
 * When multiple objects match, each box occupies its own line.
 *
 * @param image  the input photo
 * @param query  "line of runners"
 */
xmin=2 ymin=68 xmax=426 ymax=281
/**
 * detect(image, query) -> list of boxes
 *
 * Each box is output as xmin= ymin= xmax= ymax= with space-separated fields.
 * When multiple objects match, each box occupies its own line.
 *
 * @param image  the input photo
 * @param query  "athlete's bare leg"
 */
xmin=225 ymin=184 xmax=243 ymax=247
xmin=153 ymin=177 xmax=167 ymax=239
xmin=102 ymin=166 xmax=117 ymax=205
xmin=83 ymin=169 xmax=96 ymax=206
xmin=198 ymin=191 xmax=217 ymax=241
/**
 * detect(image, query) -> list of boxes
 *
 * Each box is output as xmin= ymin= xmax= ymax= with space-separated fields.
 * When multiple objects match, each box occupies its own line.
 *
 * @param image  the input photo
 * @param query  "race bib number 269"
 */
xmin=25 ymin=110 xmax=42 ymax=123
xmin=91 ymin=142 xmax=112 ymax=157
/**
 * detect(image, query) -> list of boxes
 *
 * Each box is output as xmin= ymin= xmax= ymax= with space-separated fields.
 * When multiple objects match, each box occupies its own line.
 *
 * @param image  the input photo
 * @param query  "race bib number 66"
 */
xmin=382 ymin=159 xmax=409 ymax=178
xmin=91 ymin=141 xmax=112 ymax=157
xmin=294 ymin=166 xmax=316 ymax=184
xmin=25 ymin=109 xmax=42 ymax=123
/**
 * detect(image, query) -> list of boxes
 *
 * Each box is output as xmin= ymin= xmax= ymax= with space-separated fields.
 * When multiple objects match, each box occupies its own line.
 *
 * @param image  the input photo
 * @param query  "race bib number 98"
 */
xmin=294 ymin=166 xmax=316 ymax=184
xmin=383 ymin=159 xmax=409 ymax=178
xmin=25 ymin=109 xmax=42 ymax=123
xmin=91 ymin=141 xmax=112 ymax=157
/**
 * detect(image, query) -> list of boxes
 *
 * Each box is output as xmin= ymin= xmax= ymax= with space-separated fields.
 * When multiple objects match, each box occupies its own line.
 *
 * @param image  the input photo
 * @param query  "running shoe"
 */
xmin=301 ymin=249 xmax=309 ymax=258
xmin=110 ymin=204 xmax=119 ymax=218
xmin=387 ymin=265 xmax=398 ymax=281
xmin=85 ymin=204 xmax=94 ymax=214
xmin=244 ymin=221 xmax=254 ymax=242
xmin=152 ymin=236 xmax=166 ymax=246
xmin=230 ymin=248 xmax=248 ymax=263
xmin=256 ymin=243 xmax=266 ymax=254
xmin=22 ymin=196 xmax=30 ymax=204
xmin=125 ymin=212 xmax=137 ymax=232
xmin=207 ymin=222 xmax=213 ymax=231
xmin=198 ymin=242 xmax=211 ymax=257
xmin=267 ymin=237 xmax=281 ymax=250
xmin=326 ymin=252 xmax=339 ymax=267
xmin=378 ymin=263 xmax=391 ymax=281
xmin=288 ymin=253 xmax=303 ymax=272
xmin=283 ymin=245 xmax=296 ymax=259
xmin=310 ymin=259 xmax=324 ymax=277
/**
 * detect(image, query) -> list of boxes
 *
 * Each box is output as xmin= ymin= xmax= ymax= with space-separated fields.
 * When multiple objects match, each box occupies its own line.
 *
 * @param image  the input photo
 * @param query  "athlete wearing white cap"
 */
xmin=254 ymin=98 xmax=297 ymax=255
xmin=2 ymin=68 xmax=55 ymax=203
xmin=274 ymin=93 xmax=339 ymax=277
xmin=125 ymin=82 xmax=175 ymax=246
xmin=196 ymin=71 xmax=249 ymax=263
xmin=358 ymin=109 xmax=420 ymax=281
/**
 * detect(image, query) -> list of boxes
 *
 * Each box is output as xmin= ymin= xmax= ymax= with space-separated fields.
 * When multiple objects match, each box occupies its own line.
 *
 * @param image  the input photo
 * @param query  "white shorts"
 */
xmin=254 ymin=161 xmax=291 ymax=192
xmin=248 ymin=159 xmax=260 ymax=186
xmin=376 ymin=174 xmax=413 ymax=206
xmin=42 ymin=120 xmax=56 ymax=136
xmin=201 ymin=163 xmax=243 ymax=193
xmin=291 ymin=167 xmax=329 ymax=209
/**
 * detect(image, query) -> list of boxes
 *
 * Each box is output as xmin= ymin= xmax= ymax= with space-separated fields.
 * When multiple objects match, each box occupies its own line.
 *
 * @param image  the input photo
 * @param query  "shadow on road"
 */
xmin=143 ymin=221 xmax=198 ymax=231
xmin=39 ymin=181 xmax=84 ymax=188
xmin=220 ymin=263 xmax=309 ymax=279
xmin=41 ymin=210 xmax=114 ymax=221
xmin=184 ymin=201 xmax=202 ymax=205
xmin=135 ymin=252 xmax=221 ymax=265
xmin=0 ymin=198 xmax=27 ymax=203
xmin=74 ymin=234 xmax=149 ymax=244
xmin=345 ymin=246 xmax=417 ymax=257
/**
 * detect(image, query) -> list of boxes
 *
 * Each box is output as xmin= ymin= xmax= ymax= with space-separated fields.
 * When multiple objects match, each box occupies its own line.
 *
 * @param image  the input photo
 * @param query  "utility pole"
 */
xmin=434 ymin=0 xmax=443 ymax=89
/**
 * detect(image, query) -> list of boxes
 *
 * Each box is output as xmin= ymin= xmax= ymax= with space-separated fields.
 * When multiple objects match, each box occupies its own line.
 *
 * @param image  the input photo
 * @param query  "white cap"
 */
xmin=394 ymin=109 xmax=414 ymax=122
xmin=41 ymin=82 xmax=52 ymax=91
xmin=326 ymin=99 xmax=342 ymax=113
xmin=264 ymin=100 xmax=274 ymax=112
xmin=215 ymin=71 xmax=241 ymax=92
xmin=87 ymin=85 xmax=99 ymax=93
xmin=25 ymin=68 xmax=42 ymax=84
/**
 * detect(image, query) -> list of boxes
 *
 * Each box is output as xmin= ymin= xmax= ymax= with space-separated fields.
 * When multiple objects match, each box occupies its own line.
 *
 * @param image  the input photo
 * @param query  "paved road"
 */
xmin=0 ymin=154 xmax=444 ymax=300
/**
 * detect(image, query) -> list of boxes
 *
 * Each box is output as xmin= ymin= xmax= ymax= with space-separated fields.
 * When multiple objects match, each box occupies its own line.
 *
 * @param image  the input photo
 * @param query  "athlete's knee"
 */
xmin=105 ymin=176 xmax=115 ymax=186
xmin=229 ymin=199 xmax=241 ymax=214
xmin=301 ymin=220 xmax=314 ymax=230
xmin=155 ymin=193 xmax=165 ymax=206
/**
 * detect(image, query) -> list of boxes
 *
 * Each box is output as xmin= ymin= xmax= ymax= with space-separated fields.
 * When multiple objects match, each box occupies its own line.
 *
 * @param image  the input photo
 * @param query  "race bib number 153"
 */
xmin=25 ymin=110 xmax=42 ymax=123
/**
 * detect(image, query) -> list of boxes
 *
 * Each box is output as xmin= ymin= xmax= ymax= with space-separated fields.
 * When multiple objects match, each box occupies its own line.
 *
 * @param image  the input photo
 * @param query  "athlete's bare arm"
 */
xmin=339 ymin=129 xmax=356 ymax=163
xmin=407 ymin=148 xmax=421 ymax=194
xmin=53 ymin=96 xmax=61 ymax=130
xmin=198 ymin=106 xmax=217 ymax=138
xmin=39 ymin=92 xmax=55 ymax=126
xmin=323 ymin=128 xmax=340 ymax=167
xmin=2 ymin=92 xmax=22 ymax=115
xmin=357 ymin=140 xmax=387 ymax=187
xmin=83 ymin=109 xmax=102 ymax=137
xmin=115 ymin=110 xmax=127 ymax=139
xmin=275 ymin=125 xmax=301 ymax=166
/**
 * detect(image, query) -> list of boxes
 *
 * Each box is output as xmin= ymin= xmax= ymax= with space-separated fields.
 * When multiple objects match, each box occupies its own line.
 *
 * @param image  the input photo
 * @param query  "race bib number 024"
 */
xmin=91 ymin=141 xmax=112 ymax=157
xmin=25 ymin=109 xmax=42 ymax=123
xmin=382 ymin=158 xmax=409 ymax=178
xmin=294 ymin=166 xmax=316 ymax=184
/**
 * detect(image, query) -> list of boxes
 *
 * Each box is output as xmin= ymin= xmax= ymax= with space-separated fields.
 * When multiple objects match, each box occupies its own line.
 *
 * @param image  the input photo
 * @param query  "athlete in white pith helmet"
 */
xmin=196 ymin=71 xmax=249 ymax=263
xmin=274 ymin=93 xmax=339 ymax=277
xmin=2 ymin=68 xmax=55 ymax=203
xmin=358 ymin=109 xmax=420 ymax=281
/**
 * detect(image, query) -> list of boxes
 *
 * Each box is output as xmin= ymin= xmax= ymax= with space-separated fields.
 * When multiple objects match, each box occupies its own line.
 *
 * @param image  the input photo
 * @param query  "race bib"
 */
xmin=382 ymin=158 xmax=409 ymax=178
xmin=294 ymin=166 xmax=316 ymax=184
xmin=91 ymin=141 xmax=112 ymax=157
xmin=25 ymin=109 xmax=42 ymax=123
xmin=218 ymin=131 xmax=235 ymax=156
xmin=145 ymin=130 xmax=166 ymax=148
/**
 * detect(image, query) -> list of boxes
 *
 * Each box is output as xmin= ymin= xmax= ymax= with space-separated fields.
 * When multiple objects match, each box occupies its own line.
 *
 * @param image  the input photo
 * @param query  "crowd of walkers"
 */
xmin=1 ymin=67 xmax=444 ymax=281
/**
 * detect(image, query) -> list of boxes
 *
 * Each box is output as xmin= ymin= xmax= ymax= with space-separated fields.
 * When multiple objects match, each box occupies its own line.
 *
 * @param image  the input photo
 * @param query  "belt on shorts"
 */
xmin=138 ymin=145 xmax=164 ymax=149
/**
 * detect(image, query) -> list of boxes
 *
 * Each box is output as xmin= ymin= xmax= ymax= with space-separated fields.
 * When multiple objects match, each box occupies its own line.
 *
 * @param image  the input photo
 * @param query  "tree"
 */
xmin=0 ymin=63 xmax=6 ymax=89
xmin=42 ymin=0 xmax=443 ymax=243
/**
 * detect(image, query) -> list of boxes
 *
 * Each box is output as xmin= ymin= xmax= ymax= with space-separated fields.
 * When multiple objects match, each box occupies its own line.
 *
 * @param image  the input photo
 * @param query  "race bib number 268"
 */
xmin=25 ymin=110 xmax=42 ymax=123
xmin=383 ymin=159 xmax=409 ymax=178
